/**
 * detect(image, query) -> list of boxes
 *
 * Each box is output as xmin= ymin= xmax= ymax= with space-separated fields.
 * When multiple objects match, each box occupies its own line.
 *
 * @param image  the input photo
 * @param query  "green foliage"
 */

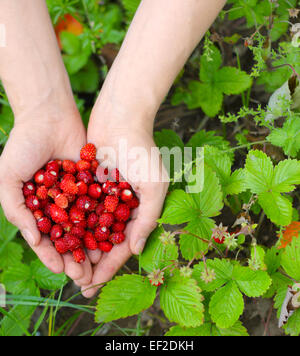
xmin=172 ymin=46 xmax=252 ymax=117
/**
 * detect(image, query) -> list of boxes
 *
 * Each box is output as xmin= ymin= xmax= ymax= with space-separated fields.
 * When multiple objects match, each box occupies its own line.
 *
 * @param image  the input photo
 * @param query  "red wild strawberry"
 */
xmin=126 ymin=196 xmax=140 ymax=209
xmin=61 ymin=221 xmax=73 ymax=232
xmin=76 ymin=170 xmax=93 ymax=185
xmin=55 ymin=194 xmax=69 ymax=209
xmin=73 ymin=247 xmax=86 ymax=263
xmin=33 ymin=210 xmax=44 ymax=221
xmin=25 ymin=195 xmax=40 ymax=211
xmin=50 ymin=204 xmax=69 ymax=224
xmin=50 ymin=224 xmax=63 ymax=241
xmin=60 ymin=173 xmax=76 ymax=182
xmin=34 ymin=169 xmax=45 ymax=185
xmin=90 ymin=159 xmax=99 ymax=174
xmin=87 ymin=212 xmax=98 ymax=229
xmin=69 ymin=206 xmax=85 ymax=223
xmin=114 ymin=204 xmax=130 ymax=222
xmin=73 ymin=220 xmax=87 ymax=229
xmin=112 ymin=221 xmax=126 ymax=233
xmin=109 ymin=186 xmax=121 ymax=197
xmin=83 ymin=231 xmax=98 ymax=250
xmin=23 ymin=182 xmax=36 ymax=197
xmin=76 ymin=195 xmax=93 ymax=212
xmin=39 ymin=198 xmax=49 ymax=210
xmin=46 ymin=160 xmax=60 ymax=173
xmin=55 ymin=238 xmax=69 ymax=254
xmin=95 ymin=225 xmax=110 ymax=241
xmin=80 ymin=143 xmax=97 ymax=162
xmin=62 ymin=160 xmax=76 ymax=174
xmin=36 ymin=185 xmax=48 ymax=200
xmin=44 ymin=170 xmax=58 ymax=188
xmin=44 ymin=203 xmax=52 ymax=218
xmin=118 ymin=181 xmax=131 ymax=190
xmin=88 ymin=183 xmax=102 ymax=199
xmin=76 ymin=181 xmax=88 ymax=195
xmin=98 ymin=241 xmax=113 ymax=253
xmin=60 ymin=178 xmax=79 ymax=195
xmin=70 ymin=225 xmax=85 ymax=238
xmin=37 ymin=217 xmax=52 ymax=234
xmin=120 ymin=189 xmax=133 ymax=202
xmin=48 ymin=187 xmax=61 ymax=199
xmin=65 ymin=233 xmax=82 ymax=251
xmin=102 ymin=181 xmax=116 ymax=195
xmin=109 ymin=232 xmax=125 ymax=245
xmin=95 ymin=202 xmax=105 ymax=216
xmin=76 ymin=160 xmax=91 ymax=172
xmin=99 ymin=212 xmax=114 ymax=228
xmin=104 ymin=195 xmax=119 ymax=213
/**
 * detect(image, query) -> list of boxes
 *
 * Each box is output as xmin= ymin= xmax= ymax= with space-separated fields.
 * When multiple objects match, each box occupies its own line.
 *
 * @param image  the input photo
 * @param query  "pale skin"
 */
xmin=0 ymin=0 xmax=226 ymax=296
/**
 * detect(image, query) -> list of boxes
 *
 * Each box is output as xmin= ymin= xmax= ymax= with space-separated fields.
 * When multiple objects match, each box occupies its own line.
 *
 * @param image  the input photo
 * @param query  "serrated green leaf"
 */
xmin=0 ymin=205 xmax=18 ymax=243
xmin=283 ymin=309 xmax=300 ymax=336
xmin=232 ymin=265 xmax=271 ymax=297
xmin=209 ymin=280 xmax=244 ymax=329
xmin=165 ymin=323 xmax=212 ymax=336
xmin=0 ymin=242 xmax=23 ymax=270
xmin=159 ymin=189 xmax=198 ymax=224
xmin=160 ymin=273 xmax=204 ymax=327
xmin=2 ymin=263 xmax=38 ymax=296
xmin=140 ymin=227 xmax=178 ymax=273
xmin=267 ymin=116 xmax=300 ymax=157
xmin=95 ymin=274 xmax=156 ymax=323
xmin=216 ymin=320 xmax=249 ymax=336
xmin=192 ymin=258 xmax=233 ymax=291
xmin=0 ymin=304 xmax=36 ymax=336
xmin=214 ymin=66 xmax=252 ymax=95
xmin=224 ymin=168 xmax=247 ymax=196
xmin=30 ymin=260 xmax=67 ymax=291
xmin=265 ymin=247 xmax=282 ymax=275
xmin=60 ymin=31 xmax=81 ymax=55
xmin=281 ymin=237 xmax=300 ymax=280
xmin=271 ymin=159 xmax=300 ymax=193
xmin=244 ymin=150 xmax=273 ymax=194
xmin=258 ymin=191 xmax=292 ymax=226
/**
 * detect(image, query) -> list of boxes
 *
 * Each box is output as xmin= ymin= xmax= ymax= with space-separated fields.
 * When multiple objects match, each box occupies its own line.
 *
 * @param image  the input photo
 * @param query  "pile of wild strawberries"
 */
xmin=22 ymin=143 xmax=139 ymax=263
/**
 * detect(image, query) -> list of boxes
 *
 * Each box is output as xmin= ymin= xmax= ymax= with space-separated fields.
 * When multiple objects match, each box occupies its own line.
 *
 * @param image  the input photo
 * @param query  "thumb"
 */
xmin=0 ymin=182 xmax=41 ymax=246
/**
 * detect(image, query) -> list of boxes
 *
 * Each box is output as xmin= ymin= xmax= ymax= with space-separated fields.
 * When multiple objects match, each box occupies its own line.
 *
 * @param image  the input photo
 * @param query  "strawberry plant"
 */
xmin=1 ymin=0 xmax=300 ymax=337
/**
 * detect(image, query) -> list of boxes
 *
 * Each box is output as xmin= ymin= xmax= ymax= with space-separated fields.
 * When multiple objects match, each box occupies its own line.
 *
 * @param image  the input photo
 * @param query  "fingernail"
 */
xmin=21 ymin=229 xmax=36 ymax=246
xmin=135 ymin=238 xmax=147 ymax=255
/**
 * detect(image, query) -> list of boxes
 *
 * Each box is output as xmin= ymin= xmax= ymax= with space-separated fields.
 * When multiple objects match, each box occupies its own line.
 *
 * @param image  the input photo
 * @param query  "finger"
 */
xmin=0 ymin=182 xmax=41 ymax=246
xmin=30 ymin=235 xmax=64 ymax=274
xmin=128 ymin=186 xmax=167 ymax=255
xmin=86 ymin=249 xmax=102 ymax=265
xmin=74 ymin=257 xmax=93 ymax=286
xmin=62 ymin=253 xmax=85 ymax=281
xmin=81 ymin=241 xmax=132 ymax=298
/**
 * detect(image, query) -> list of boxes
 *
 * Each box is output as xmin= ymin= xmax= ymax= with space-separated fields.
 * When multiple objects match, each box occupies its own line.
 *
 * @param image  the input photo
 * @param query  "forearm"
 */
xmin=0 ymin=0 xmax=75 ymax=120
xmin=91 ymin=0 xmax=226 ymax=131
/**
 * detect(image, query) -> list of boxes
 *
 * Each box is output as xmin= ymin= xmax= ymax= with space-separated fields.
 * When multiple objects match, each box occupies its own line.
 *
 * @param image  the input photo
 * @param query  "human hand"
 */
xmin=81 ymin=113 xmax=169 ymax=297
xmin=0 ymin=106 xmax=94 ymax=286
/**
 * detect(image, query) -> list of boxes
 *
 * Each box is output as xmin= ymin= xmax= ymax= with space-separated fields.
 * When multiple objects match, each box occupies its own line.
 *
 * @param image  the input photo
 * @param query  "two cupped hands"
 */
xmin=0 ymin=95 xmax=169 ymax=298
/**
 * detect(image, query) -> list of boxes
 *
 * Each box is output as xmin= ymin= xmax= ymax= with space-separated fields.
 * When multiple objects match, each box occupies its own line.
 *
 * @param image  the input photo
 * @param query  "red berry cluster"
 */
xmin=22 ymin=143 xmax=139 ymax=263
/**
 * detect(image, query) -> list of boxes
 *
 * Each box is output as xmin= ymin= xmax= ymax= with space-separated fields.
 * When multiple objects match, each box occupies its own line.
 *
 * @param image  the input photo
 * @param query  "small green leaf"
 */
xmin=95 ymin=274 xmax=156 ymax=323
xmin=232 ymin=265 xmax=271 ymax=297
xmin=244 ymin=150 xmax=273 ymax=194
xmin=258 ymin=191 xmax=292 ymax=226
xmin=209 ymin=280 xmax=244 ymax=329
xmin=160 ymin=272 xmax=204 ymax=327
xmin=281 ymin=237 xmax=300 ymax=280
xmin=30 ymin=260 xmax=67 ymax=291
